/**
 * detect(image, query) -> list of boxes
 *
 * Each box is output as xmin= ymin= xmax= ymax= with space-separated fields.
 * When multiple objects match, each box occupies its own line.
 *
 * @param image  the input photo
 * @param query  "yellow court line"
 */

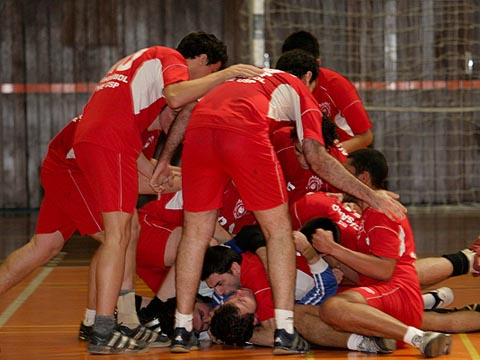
xmin=0 ymin=267 xmax=53 ymax=328
xmin=459 ymin=334 xmax=480 ymax=360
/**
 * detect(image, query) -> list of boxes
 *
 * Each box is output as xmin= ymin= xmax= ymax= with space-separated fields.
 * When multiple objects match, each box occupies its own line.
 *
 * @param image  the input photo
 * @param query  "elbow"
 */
xmin=377 ymin=268 xmax=394 ymax=282
xmin=164 ymin=86 xmax=184 ymax=109
xmin=359 ymin=130 xmax=374 ymax=148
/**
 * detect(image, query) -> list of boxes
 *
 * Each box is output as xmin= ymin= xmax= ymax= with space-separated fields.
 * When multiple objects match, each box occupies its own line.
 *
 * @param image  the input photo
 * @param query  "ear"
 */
xmin=358 ymin=171 xmax=371 ymax=186
xmin=301 ymin=71 xmax=313 ymax=84
xmin=253 ymin=312 xmax=260 ymax=326
xmin=197 ymin=53 xmax=208 ymax=65
xmin=231 ymin=262 xmax=241 ymax=277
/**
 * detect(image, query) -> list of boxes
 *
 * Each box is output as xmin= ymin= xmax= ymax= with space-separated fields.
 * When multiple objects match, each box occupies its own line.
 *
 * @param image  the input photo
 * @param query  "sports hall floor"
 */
xmin=0 ymin=207 xmax=479 ymax=359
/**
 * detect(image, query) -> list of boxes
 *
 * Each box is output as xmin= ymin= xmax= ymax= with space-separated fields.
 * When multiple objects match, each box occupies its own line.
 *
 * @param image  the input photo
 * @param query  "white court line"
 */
xmin=0 ymin=267 xmax=54 ymax=328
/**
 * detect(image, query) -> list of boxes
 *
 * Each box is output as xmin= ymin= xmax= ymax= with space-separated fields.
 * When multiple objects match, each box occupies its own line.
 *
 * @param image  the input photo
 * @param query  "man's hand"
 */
xmin=220 ymin=64 xmax=264 ymax=80
xmin=370 ymin=190 xmax=407 ymax=221
xmin=150 ymin=160 xmax=173 ymax=193
xmin=311 ymin=229 xmax=337 ymax=256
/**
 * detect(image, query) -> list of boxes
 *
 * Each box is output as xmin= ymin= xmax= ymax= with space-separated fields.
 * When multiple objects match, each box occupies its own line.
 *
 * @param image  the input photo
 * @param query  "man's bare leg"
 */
xmin=415 ymin=257 xmax=454 ymax=287
xmin=253 ymin=203 xmax=309 ymax=354
xmin=253 ymin=204 xmax=296 ymax=316
xmin=94 ymin=211 xmax=132 ymax=316
xmin=171 ymin=210 xmax=217 ymax=352
xmin=116 ymin=211 xmax=141 ymax=328
xmin=294 ymin=305 xmax=351 ymax=348
xmin=319 ymin=291 xmax=452 ymax=357
xmin=422 ymin=309 xmax=480 ymax=333
xmin=0 ymin=232 xmax=64 ymax=295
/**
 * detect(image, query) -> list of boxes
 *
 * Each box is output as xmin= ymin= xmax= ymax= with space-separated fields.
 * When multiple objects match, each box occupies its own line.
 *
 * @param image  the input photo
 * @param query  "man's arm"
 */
xmin=340 ymin=129 xmax=374 ymax=153
xmin=163 ymin=64 xmax=263 ymax=109
xmin=311 ymin=228 xmax=396 ymax=281
xmin=249 ymin=318 xmax=276 ymax=346
xmin=302 ymin=138 xmax=405 ymax=220
xmin=150 ymin=101 xmax=196 ymax=192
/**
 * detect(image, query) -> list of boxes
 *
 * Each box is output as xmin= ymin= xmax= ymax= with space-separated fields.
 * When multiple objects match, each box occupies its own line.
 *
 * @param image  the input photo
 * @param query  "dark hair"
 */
xmin=282 ymin=30 xmax=320 ymax=59
xmin=275 ymin=49 xmax=319 ymax=82
xmin=176 ymin=31 xmax=228 ymax=68
xmin=321 ymin=114 xmax=339 ymax=147
xmin=153 ymin=297 xmax=176 ymax=338
xmin=145 ymin=294 xmax=212 ymax=338
xmin=201 ymin=245 xmax=242 ymax=280
xmin=347 ymin=149 xmax=389 ymax=190
xmin=289 ymin=113 xmax=338 ymax=149
xmin=210 ymin=304 xmax=255 ymax=345
xmin=300 ymin=217 xmax=341 ymax=244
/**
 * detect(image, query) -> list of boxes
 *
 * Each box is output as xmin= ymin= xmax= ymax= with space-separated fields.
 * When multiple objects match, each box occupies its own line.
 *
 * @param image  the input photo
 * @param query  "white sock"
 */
xmin=274 ymin=309 xmax=294 ymax=334
xmin=422 ymin=293 xmax=437 ymax=310
xmin=403 ymin=326 xmax=425 ymax=348
xmin=84 ymin=308 xmax=96 ymax=326
xmin=175 ymin=310 xmax=193 ymax=332
xmin=346 ymin=334 xmax=364 ymax=350
xmin=116 ymin=291 xmax=140 ymax=328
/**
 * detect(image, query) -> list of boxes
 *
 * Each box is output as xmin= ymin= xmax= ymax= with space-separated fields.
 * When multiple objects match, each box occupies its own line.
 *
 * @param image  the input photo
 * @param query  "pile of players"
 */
xmin=1 ymin=30 xmax=479 ymax=358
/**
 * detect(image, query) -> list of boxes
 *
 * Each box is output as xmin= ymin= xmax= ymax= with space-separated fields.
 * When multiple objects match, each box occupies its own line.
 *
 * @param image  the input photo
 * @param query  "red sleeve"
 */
xmin=240 ymin=253 xmax=274 ymax=322
xmin=156 ymin=48 xmax=190 ymax=87
xmin=363 ymin=209 xmax=402 ymax=260
xmin=297 ymin=85 xmax=325 ymax=146
xmin=322 ymin=69 xmax=372 ymax=135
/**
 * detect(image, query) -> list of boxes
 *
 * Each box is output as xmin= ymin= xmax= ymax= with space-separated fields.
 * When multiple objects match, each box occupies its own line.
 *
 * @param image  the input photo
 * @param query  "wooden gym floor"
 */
xmin=0 ymin=207 xmax=479 ymax=359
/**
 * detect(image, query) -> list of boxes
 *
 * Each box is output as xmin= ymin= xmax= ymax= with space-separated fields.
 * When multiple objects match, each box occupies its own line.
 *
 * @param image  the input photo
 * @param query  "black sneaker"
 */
xmin=78 ymin=322 xmax=93 ymax=342
xmin=433 ymin=303 xmax=480 ymax=313
xmin=273 ymin=328 xmax=310 ymax=355
xmin=117 ymin=324 xmax=171 ymax=348
xmin=170 ymin=327 xmax=200 ymax=353
xmin=87 ymin=330 xmax=149 ymax=354
xmin=138 ymin=309 xmax=164 ymax=334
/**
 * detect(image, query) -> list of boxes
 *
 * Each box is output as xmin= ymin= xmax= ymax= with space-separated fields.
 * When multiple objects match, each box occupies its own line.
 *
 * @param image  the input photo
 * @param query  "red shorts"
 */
xmin=35 ymin=166 xmax=103 ymax=240
xmin=182 ymin=128 xmax=288 ymax=212
xmin=344 ymin=283 xmax=423 ymax=327
xmin=73 ymin=142 xmax=138 ymax=214
xmin=136 ymin=212 xmax=178 ymax=293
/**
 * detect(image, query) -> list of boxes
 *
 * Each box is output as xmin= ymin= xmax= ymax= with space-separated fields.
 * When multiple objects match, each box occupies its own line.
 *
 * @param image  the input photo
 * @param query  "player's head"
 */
xmin=290 ymin=114 xmax=338 ymax=148
xmin=176 ymin=31 xmax=228 ymax=79
xmin=300 ymin=217 xmax=341 ymax=244
xmin=345 ymin=148 xmax=389 ymax=190
xmin=282 ymin=30 xmax=320 ymax=60
xmin=202 ymin=245 xmax=242 ymax=296
xmin=209 ymin=288 xmax=256 ymax=345
xmin=275 ymin=49 xmax=319 ymax=90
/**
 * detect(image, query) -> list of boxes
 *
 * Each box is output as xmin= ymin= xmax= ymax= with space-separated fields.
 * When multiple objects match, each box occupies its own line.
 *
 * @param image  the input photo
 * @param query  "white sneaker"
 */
xmin=357 ymin=336 xmax=396 ymax=354
xmin=423 ymin=287 xmax=454 ymax=310
xmin=418 ymin=332 xmax=452 ymax=358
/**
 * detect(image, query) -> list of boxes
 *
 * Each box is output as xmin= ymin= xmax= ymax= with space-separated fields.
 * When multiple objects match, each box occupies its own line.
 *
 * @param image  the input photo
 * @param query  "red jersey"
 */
xmin=187 ymin=69 xmax=325 ymax=146
xmin=356 ymin=207 xmax=421 ymax=294
xmin=290 ymin=192 xmax=361 ymax=250
xmin=272 ymin=127 xmax=347 ymax=203
xmin=217 ymin=181 xmax=257 ymax=235
xmin=239 ymin=252 xmax=313 ymax=322
xmin=314 ymin=68 xmax=372 ymax=143
xmin=75 ymin=46 xmax=189 ymax=153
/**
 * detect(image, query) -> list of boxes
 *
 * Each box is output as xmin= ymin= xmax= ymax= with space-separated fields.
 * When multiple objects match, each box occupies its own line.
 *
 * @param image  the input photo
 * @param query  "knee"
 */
xmin=31 ymin=234 xmax=64 ymax=261
xmin=318 ymin=296 xmax=344 ymax=326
